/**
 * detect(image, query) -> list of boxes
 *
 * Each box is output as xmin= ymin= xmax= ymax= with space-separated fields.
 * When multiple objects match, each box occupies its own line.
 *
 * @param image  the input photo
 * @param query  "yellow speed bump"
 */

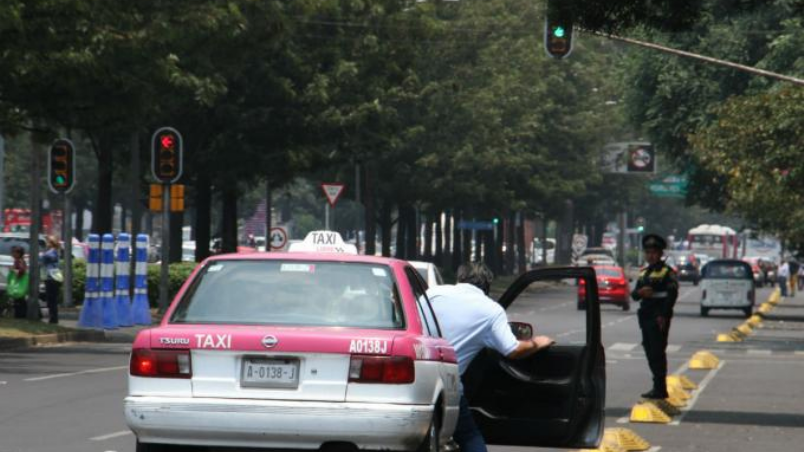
xmin=758 ymin=303 xmax=773 ymax=315
xmin=689 ymin=350 xmax=720 ymax=369
xmin=717 ymin=331 xmax=742 ymax=342
xmin=650 ymin=398 xmax=683 ymax=416
xmin=603 ymin=428 xmax=651 ymax=452
xmin=768 ymin=289 xmax=781 ymax=304
xmin=748 ymin=315 xmax=764 ymax=327
xmin=735 ymin=323 xmax=753 ymax=336
xmin=630 ymin=401 xmax=672 ymax=423
xmin=668 ymin=385 xmax=692 ymax=401
xmin=667 ymin=374 xmax=697 ymax=390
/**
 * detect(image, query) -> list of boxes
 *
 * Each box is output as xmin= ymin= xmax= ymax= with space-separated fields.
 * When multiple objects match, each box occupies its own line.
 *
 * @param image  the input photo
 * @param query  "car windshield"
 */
xmin=703 ymin=263 xmax=750 ymax=279
xmin=596 ymin=268 xmax=622 ymax=278
xmin=170 ymin=260 xmax=405 ymax=329
xmin=0 ymin=237 xmax=30 ymax=255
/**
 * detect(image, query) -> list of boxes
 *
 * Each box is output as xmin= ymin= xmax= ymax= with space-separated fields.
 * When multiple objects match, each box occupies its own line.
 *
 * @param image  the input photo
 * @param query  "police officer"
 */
xmin=631 ymin=234 xmax=678 ymax=399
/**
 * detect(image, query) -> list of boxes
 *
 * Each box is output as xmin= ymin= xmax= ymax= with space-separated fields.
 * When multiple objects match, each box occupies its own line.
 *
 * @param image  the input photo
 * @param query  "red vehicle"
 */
xmin=3 ymin=208 xmax=61 ymax=235
xmin=578 ymin=265 xmax=630 ymax=311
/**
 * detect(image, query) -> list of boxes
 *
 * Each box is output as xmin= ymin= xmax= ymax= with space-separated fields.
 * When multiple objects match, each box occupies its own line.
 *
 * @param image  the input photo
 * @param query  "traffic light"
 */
xmin=545 ymin=0 xmax=575 ymax=59
xmin=492 ymin=217 xmax=500 ymax=225
xmin=151 ymin=127 xmax=183 ymax=184
xmin=48 ymin=139 xmax=76 ymax=194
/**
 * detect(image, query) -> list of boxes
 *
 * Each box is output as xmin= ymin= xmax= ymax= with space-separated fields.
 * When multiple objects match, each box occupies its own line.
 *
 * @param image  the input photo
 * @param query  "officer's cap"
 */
xmin=642 ymin=234 xmax=667 ymax=251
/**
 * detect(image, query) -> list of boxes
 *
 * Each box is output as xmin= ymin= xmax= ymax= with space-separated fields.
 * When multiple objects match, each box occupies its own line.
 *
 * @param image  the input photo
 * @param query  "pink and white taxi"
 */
xmin=125 ymin=231 xmax=461 ymax=452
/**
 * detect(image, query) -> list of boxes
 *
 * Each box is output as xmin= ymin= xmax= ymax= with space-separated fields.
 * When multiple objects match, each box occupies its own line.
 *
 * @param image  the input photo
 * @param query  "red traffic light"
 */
xmin=151 ymin=127 xmax=183 ymax=184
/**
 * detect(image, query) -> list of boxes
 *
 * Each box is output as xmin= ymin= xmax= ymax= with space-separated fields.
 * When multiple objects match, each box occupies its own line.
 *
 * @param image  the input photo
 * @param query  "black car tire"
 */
xmin=136 ymin=441 xmax=188 ymax=452
xmin=743 ymin=307 xmax=753 ymax=318
xmin=416 ymin=411 xmax=440 ymax=452
xmin=622 ymin=302 xmax=630 ymax=312
xmin=700 ymin=306 xmax=709 ymax=317
xmin=577 ymin=301 xmax=586 ymax=311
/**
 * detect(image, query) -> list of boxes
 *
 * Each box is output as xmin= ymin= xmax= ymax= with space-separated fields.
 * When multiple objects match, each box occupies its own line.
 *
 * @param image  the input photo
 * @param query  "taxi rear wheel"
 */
xmin=136 ymin=440 xmax=189 ymax=452
xmin=416 ymin=411 xmax=440 ymax=452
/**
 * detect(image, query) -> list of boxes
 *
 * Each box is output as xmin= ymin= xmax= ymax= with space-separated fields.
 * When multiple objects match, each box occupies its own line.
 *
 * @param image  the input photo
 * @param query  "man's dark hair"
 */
xmin=457 ymin=262 xmax=494 ymax=294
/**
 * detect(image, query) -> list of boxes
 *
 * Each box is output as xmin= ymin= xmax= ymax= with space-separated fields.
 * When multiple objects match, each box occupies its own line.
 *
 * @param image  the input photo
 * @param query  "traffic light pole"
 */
xmin=63 ymin=194 xmax=73 ymax=307
xmin=159 ymin=184 xmax=170 ymax=311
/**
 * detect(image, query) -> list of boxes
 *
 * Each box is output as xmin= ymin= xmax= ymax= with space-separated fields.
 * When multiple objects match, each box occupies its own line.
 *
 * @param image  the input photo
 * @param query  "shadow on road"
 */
xmin=683 ymin=410 xmax=804 ymax=428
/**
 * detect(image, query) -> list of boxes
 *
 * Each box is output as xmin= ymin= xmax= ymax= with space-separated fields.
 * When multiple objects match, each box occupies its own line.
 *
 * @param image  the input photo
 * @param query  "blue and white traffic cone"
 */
xmin=78 ymin=234 xmax=102 ymax=328
xmin=100 ymin=233 xmax=118 ymax=330
xmin=115 ymin=233 xmax=133 ymax=327
xmin=131 ymin=234 xmax=152 ymax=325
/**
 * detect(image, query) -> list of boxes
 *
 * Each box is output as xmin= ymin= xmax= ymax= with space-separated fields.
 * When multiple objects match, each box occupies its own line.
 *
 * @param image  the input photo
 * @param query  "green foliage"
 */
xmin=71 ymin=261 xmax=196 ymax=308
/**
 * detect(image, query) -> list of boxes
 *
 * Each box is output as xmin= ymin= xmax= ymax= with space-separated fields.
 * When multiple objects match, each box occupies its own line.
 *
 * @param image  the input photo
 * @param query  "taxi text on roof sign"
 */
xmin=288 ymin=231 xmax=358 ymax=255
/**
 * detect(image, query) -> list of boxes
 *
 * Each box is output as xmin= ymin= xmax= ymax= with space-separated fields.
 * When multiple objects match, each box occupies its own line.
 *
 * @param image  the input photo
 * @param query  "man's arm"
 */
xmin=507 ymin=336 xmax=555 ymax=359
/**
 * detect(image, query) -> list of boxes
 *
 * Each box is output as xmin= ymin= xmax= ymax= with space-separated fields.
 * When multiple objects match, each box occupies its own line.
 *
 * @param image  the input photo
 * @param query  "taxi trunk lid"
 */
xmin=151 ymin=326 xmax=399 ymax=402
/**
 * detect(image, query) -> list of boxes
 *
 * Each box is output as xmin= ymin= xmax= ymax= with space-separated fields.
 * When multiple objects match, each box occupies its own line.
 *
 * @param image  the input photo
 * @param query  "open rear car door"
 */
xmin=462 ymin=267 xmax=606 ymax=449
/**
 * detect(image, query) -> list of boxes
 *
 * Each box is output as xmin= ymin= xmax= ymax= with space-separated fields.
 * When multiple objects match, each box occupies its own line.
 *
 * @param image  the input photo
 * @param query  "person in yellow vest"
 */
xmin=631 ymin=234 xmax=678 ymax=399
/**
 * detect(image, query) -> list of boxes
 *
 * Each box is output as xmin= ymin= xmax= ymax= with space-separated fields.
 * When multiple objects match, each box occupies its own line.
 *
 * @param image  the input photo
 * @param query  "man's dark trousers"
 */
xmin=639 ymin=310 xmax=671 ymax=394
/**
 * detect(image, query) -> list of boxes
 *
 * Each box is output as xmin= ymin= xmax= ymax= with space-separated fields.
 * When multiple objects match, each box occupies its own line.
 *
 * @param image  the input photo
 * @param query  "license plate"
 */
xmin=241 ymin=358 xmax=299 ymax=388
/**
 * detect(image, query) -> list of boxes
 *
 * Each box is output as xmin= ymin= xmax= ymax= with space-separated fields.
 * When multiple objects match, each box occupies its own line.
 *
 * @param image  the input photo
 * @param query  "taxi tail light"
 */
xmin=348 ymin=355 xmax=414 ymax=384
xmin=130 ymin=348 xmax=192 ymax=379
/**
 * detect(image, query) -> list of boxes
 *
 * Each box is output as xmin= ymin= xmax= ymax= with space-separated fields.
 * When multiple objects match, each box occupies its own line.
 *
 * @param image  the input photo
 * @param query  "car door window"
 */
xmin=406 ymin=267 xmax=441 ymax=338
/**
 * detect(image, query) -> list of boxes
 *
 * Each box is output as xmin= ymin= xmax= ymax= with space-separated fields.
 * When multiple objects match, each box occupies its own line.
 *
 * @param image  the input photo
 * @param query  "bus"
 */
xmin=687 ymin=224 xmax=740 ymax=259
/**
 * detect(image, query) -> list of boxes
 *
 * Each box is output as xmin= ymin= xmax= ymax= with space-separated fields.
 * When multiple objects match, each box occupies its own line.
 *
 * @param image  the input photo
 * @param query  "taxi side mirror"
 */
xmin=509 ymin=321 xmax=534 ymax=341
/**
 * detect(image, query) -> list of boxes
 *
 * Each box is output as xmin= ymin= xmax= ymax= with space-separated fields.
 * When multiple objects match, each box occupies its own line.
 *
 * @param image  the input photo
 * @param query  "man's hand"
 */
xmin=532 ymin=335 xmax=555 ymax=351
xmin=637 ymin=286 xmax=654 ymax=299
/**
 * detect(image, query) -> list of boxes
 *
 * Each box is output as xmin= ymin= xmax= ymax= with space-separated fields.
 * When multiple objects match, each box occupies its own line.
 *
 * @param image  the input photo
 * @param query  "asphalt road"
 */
xmin=1 ymin=282 xmax=803 ymax=452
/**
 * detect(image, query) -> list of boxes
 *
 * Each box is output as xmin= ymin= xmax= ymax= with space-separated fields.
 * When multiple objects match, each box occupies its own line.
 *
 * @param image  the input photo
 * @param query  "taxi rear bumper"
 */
xmin=125 ymin=396 xmax=433 ymax=450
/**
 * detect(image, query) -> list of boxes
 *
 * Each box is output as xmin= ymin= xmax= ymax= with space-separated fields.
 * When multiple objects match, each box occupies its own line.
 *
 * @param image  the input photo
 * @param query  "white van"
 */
xmin=700 ymin=259 xmax=755 ymax=318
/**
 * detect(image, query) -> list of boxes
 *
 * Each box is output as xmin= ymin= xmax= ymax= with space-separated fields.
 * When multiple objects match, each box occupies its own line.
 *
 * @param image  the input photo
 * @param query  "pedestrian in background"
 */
xmin=788 ymin=260 xmax=800 ymax=297
xmin=9 ymin=245 xmax=28 ymax=318
xmin=40 ymin=236 xmax=63 ymax=324
xmin=777 ymin=260 xmax=790 ymax=297
xmin=631 ymin=234 xmax=678 ymax=399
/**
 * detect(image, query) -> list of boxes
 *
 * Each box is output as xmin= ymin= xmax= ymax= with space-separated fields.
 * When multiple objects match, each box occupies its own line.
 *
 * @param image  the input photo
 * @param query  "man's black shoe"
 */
xmin=641 ymin=389 xmax=669 ymax=399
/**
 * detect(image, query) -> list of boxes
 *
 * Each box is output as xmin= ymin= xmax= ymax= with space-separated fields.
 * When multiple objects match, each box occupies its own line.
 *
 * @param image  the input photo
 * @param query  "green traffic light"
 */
xmin=637 ymin=226 xmax=645 ymax=232
xmin=55 ymin=175 xmax=65 ymax=185
xmin=553 ymin=26 xmax=565 ymax=38
xmin=492 ymin=218 xmax=500 ymax=225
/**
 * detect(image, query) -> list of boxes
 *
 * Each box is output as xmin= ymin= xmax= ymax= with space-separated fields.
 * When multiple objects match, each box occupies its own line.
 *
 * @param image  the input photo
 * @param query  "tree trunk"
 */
xmin=194 ymin=175 xmax=212 ymax=261
xmin=451 ymin=210 xmax=461 ymax=270
xmin=94 ymin=139 xmax=113 ymax=234
xmin=395 ymin=204 xmax=407 ymax=259
xmin=27 ymin=132 xmax=43 ymax=320
xmin=169 ymin=209 xmax=183 ymax=263
xmin=380 ymin=200 xmax=392 ymax=257
xmin=364 ymin=163 xmax=376 ymax=256
xmin=265 ymin=182 xmax=272 ymax=251
xmin=74 ymin=197 xmax=85 ymax=241
xmin=474 ymin=230 xmax=482 ymax=263
xmin=129 ymin=131 xmax=142 ymax=238
xmin=221 ymin=187 xmax=238 ymax=253
xmin=505 ymin=212 xmax=516 ymax=275
xmin=494 ymin=221 xmax=504 ymax=274
xmin=437 ymin=211 xmax=445 ymax=266
xmin=517 ymin=211 xmax=527 ymax=274
xmin=406 ymin=205 xmax=417 ymax=259
xmin=425 ymin=212 xmax=434 ymax=260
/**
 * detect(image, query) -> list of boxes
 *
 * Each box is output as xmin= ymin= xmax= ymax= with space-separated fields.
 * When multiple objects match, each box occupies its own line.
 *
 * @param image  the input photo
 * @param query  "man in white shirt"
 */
xmin=427 ymin=263 xmax=554 ymax=452
xmin=778 ymin=261 xmax=790 ymax=297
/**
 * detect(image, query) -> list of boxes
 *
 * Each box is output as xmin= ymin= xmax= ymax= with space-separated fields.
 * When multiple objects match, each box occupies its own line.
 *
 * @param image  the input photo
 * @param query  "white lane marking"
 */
xmin=671 ymin=361 xmax=726 ymax=426
xmin=747 ymin=349 xmax=772 ymax=356
xmin=666 ymin=344 xmax=682 ymax=353
xmin=0 ymin=381 xmax=6 ymax=385
xmin=648 ymin=447 xmax=662 ymax=452
xmin=795 ymin=351 xmax=804 ymax=356
xmin=24 ymin=365 xmax=128 ymax=382
xmin=538 ymin=300 xmax=573 ymax=312
xmin=90 ymin=430 xmax=132 ymax=441
xmin=609 ymin=342 xmax=638 ymax=352
xmin=606 ymin=360 xmax=619 ymax=364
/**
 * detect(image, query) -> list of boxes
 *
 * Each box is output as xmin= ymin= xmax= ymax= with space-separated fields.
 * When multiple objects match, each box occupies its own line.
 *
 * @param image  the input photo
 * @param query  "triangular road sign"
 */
xmin=321 ymin=183 xmax=346 ymax=207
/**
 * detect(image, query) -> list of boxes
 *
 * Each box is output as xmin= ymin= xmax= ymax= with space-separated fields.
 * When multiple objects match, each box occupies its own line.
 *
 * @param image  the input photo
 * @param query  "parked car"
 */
xmin=578 ymin=265 xmax=630 ymax=311
xmin=700 ymin=259 xmax=755 ymax=318
xmin=408 ymin=260 xmax=445 ymax=288
xmin=675 ymin=254 xmax=701 ymax=285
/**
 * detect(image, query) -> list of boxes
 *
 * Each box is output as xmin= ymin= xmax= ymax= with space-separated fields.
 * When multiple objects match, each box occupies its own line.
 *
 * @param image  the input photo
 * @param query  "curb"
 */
xmin=0 ymin=328 xmax=136 ymax=351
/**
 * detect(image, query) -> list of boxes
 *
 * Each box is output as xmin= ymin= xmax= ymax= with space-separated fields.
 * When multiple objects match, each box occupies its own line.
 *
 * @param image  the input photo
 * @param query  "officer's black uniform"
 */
xmin=631 ymin=234 xmax=678 ymax=399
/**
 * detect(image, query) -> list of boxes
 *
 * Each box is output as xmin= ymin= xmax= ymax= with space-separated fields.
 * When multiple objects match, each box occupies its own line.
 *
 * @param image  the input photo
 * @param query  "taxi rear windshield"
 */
xmin=702 ymin=263 xmax=751 ymax=279
xmin=170 ymin=261 xmax=405 ymax=328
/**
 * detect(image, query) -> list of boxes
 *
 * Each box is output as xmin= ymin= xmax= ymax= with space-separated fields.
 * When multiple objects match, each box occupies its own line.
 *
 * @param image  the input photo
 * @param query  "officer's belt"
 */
xmin=646 ymin=292 xmax=669 ymax=299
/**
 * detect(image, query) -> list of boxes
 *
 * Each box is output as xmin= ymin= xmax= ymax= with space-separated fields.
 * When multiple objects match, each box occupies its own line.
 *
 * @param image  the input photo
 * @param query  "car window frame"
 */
xmin=405 ymin=266 xmax=442 ymax=338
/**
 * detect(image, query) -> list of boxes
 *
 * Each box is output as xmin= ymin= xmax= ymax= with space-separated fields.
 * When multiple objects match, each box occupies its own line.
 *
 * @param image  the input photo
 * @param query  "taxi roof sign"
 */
xmin=288 ymin=231 xmax=358 ymax=255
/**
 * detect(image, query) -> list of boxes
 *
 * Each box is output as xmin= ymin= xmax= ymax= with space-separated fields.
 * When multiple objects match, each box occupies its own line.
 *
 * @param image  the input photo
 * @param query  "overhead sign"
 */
xmin=321 ymin=183 xmax=345 ymax=207
xmin=458 ymin=220 xmax=495 ymax=231
xmin=270 ymin=227 xmax=288 ymax=250
xmin=288 ymin=231 xmax=357 ymax=254
xmin=648 ymin=175 xmax=688 ymax=198
xmin=600 ymin=142 xmax=656 ymax=174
